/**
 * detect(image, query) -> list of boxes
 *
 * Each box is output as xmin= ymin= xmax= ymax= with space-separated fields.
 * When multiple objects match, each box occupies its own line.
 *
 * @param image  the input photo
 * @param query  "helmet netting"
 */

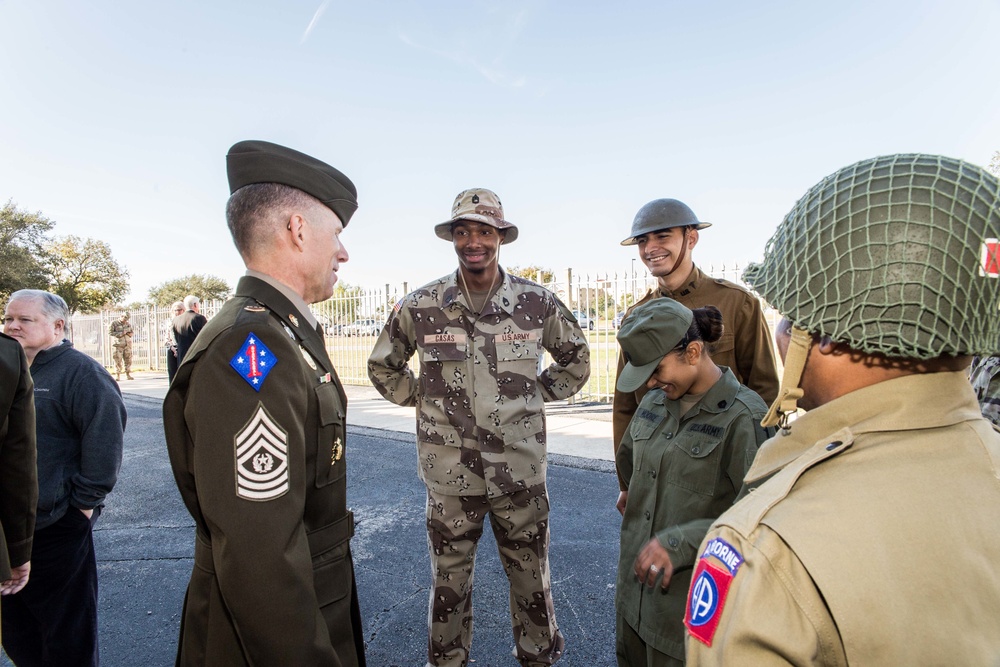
xmin=744 ymin=154 xmax=1000 ymax=359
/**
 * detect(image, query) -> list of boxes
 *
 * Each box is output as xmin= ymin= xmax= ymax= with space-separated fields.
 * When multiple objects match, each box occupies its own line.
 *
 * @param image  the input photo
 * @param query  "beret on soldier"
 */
xmin=226 ymin=140 xmax=358 ymax=226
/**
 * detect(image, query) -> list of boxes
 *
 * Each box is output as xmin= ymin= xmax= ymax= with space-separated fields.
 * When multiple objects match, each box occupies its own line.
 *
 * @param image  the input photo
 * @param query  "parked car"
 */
xmin=343 ymin=318 xmax=381 ymax=336
xmin=612 ymin=311 xmax=626 ymax=329
xmin=571 ymin=310 xmax=595 ymax=330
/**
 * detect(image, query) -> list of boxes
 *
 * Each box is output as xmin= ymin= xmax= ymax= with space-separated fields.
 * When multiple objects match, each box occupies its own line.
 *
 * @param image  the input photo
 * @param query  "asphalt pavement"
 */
xmin=3 ymin=374 xmax=622 ymax=666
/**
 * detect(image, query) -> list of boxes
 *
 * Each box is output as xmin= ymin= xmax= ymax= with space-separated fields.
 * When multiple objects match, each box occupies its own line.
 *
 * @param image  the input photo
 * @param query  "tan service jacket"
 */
xmin=612 ymin=265 xmax=779 ymax=490
xmin=686 ymin=371 xmax=1000 ymax=666
xmin=368 ymin=269 xmax=590 ymax=498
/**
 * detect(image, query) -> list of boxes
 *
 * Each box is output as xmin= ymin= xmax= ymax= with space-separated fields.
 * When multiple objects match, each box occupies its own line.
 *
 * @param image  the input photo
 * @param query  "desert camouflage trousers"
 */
xmin=425 ymin=484 xmax=564 ymax=667
xmin=112 ymin=342 xmax=132 ymax=373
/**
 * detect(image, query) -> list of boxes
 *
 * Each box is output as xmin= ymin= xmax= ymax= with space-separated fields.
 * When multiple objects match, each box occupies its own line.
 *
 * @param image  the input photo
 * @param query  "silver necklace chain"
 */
xmin=459 ymin=269 xmax=500 ymax=314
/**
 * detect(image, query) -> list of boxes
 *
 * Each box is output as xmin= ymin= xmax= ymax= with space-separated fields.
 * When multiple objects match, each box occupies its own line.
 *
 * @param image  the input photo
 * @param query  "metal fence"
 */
xmin=69 ymin=263 xmax=780 ymax=403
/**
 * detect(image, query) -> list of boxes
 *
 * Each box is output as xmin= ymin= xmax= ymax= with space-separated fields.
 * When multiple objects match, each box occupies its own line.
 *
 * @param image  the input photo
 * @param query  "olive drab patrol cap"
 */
xmin=434 ymin=188 xmax=518 ymax=244
xmin=620 ymin=198 xmax=712 ymax=246
xmin=616 ymin=298 xmax=694 ymax=393
xmin=744 ymin=153 xmax=1000 ymax=359
xmin=226 ymin=140 xmax=359 ymax=226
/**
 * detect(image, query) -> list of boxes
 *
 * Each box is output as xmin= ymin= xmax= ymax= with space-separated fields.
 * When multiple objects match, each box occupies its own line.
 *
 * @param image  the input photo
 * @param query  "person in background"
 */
xmin=2 ymin=289 xmax=126 ymax=666
xmin=109 ymin=311 xmax=134 ymax=381
xmin=165 ymin=301 xmax=184 ymax=382
xmin=969 ymin=355 xmax=1000 ymax=426
xmin=172 ymin=295 xmax=207 ymax=367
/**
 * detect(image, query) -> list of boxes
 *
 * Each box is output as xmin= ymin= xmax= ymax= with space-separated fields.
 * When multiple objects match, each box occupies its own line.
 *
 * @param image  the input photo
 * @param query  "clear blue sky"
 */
xmin=2 ymin=0 xmax=998 ymax=303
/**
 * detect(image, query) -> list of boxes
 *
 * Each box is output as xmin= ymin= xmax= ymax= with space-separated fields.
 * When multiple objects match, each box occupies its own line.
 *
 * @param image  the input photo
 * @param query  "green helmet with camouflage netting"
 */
xmin=744 ymin=153 xmax=1000 ymax=360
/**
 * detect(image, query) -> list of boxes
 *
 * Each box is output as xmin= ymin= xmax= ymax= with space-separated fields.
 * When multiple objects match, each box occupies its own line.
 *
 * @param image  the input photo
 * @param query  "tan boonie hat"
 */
xmin=616 ymin=298 xmax=694 ymax=393
xmin=434 ymin=188 xmax=519 ymax=244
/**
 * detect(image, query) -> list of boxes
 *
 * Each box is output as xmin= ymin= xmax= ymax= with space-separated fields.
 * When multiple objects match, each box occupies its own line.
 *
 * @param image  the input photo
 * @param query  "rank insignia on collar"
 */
xmin=289 ymin=314 xmax=299 ymax=327
xmin=331 ymin=437 xmax=343 ymax=464
xmin=283 ymin=324 xmax=296 ymax=340
xmin=230 ymin=332 xmax=277 ymax=391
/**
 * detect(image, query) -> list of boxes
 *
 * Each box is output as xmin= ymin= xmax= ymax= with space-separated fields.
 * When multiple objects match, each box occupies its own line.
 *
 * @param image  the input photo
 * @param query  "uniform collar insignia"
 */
xmin=289 ymin=314 xmax=299 ymax=327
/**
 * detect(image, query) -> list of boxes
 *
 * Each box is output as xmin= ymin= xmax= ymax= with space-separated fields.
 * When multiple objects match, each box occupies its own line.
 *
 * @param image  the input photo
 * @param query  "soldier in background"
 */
xmin=612 ymin=199 xmax=778 ymax=508
xmin=368 ymin=188 xmax=590 ymax=667
xmin=969 ymin=355 xmax=1000 ymax=426
xmin=109 ymin=312 xmax=134 ymax=381
xmin=685 ymin=154 xmax=1000 ymax=665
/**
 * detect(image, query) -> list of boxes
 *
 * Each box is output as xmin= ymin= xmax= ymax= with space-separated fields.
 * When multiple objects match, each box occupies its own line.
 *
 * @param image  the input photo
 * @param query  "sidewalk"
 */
xmin=121 ymin=371 xmax=615 ymax=462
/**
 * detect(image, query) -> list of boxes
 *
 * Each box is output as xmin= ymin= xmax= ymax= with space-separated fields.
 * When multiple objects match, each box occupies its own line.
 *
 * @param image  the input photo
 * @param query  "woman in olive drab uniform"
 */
xmin=614 ymin=299 xmax=772 ymax=666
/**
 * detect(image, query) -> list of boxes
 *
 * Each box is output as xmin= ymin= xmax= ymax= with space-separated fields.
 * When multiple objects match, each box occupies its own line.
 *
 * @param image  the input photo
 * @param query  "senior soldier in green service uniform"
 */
xmin=685 ymin=154 xmax=1000 ymax=666
xmin=368 ymin=188 xmax=590 ymax=667
xmin=162 ymin=140 xmax=366 ymax=666
xmin=109 ymin=312 xmax=134 ymax=380
xmin=613 ymin=199 xmax=778 ymax=505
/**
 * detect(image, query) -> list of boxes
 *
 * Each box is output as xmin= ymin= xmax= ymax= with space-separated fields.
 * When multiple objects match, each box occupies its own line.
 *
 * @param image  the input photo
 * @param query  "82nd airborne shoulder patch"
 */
xmin=234 ymin=403 xmax=289 ymax=501
xmin=685 ymin=537 xmax=744 ymax=646
xmin=230 ymin=332 xmax=277 ymax=391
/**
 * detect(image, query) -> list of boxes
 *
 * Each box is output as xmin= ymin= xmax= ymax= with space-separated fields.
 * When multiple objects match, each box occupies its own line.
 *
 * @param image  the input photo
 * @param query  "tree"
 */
xmin=148 ymin=274 xmax=232 ymax=306
xmin=506 ymin=265 xmax=556 ymax=285
xmin=44 ymin=235 xmax=130 ymax=314
xmin=990 ymin=151 xmax=1000 ymax=176
xmin=0 ymin=200 xmax=54 ymax=305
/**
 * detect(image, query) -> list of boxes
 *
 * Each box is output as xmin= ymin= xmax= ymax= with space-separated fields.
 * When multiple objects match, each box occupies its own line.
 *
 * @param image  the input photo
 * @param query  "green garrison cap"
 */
xmin=744 ymin=153 xmax=1000 ymax=359
xmin=616 ymin=298 xmax=693 ymax=392
xmin=226 ymin=140 xmax=358 ymax=226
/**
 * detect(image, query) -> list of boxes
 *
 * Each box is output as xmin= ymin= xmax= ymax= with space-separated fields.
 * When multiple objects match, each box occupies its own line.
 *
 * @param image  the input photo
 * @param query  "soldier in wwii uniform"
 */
xmin=612 ymin=199 xmax=778 ymax=508
xmin=109 ymin=312 xmax=134 ymax=380
xmin=685 ymin=154 xmax=1000 ymax=665
xmin=162 ymin=140 xmax=365 ymax=666
xmin=368 ymin=188 xmax=590 ymax=667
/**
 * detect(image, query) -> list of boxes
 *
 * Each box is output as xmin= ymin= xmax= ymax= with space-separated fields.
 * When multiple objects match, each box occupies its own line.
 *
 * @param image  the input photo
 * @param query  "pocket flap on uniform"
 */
xmin=708 ymin=331 xmax=735 ymax=356
xmin=674 ymin=433 xmax=722 ymax=459
xmin=421 ymin=337 xmax=466 ymax=362
xmin=313 ymin=553 xmax=351 ymax=607
xmin=500 ymin=413 xmax=544 ymax=445
xmin=315 ymin=381 xmax=344 ymax=425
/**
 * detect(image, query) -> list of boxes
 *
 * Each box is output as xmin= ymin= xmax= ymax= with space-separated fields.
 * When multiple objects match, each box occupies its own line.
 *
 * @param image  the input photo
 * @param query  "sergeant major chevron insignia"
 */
xmin=235 ymin=404 xmax=289 ymax=501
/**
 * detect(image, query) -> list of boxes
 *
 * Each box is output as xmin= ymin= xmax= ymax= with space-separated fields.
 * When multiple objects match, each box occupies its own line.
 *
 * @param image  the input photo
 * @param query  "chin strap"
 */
xmin=761 ymin=326 xmax=812 ymax=432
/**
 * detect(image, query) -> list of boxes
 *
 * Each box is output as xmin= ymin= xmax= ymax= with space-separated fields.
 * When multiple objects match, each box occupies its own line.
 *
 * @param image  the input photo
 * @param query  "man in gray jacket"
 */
xmin=1 ymin=290 xmax=126 ymax=667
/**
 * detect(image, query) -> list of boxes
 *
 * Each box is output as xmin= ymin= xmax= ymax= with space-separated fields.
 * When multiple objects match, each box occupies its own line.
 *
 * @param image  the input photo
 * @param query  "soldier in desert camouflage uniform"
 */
xmin=108 ymin=312 xmax=134 ymax=380
xmin=368 ymin=188 xmax=590 ymax=667
xmin=969 ymin=355 xmax=1000 ymax=426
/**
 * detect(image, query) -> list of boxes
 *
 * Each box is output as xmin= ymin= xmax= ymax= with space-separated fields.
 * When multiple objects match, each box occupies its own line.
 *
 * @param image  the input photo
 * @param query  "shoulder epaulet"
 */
xmin=718 ymin=434 xmax=853 ymax=536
